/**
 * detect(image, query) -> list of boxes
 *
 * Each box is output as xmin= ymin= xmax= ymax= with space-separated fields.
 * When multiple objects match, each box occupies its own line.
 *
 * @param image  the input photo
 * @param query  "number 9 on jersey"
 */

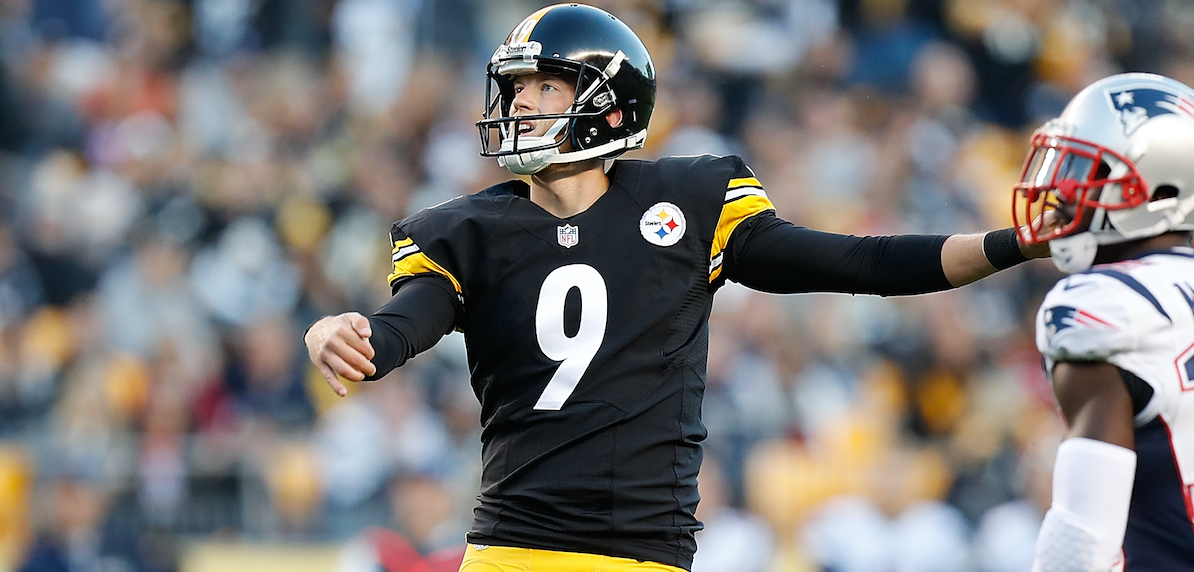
xmin=534 ymin=264 xmax=608 ymax=410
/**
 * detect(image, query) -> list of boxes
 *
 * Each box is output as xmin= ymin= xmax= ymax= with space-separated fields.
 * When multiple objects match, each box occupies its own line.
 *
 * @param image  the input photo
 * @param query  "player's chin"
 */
xmin=1049 ymin=205 xmax=1085 ymax=234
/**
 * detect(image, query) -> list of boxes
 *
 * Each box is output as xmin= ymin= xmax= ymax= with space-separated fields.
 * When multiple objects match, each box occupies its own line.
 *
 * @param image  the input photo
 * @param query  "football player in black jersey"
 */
xmin=304 ymin=4 xmax=1053 ymax=571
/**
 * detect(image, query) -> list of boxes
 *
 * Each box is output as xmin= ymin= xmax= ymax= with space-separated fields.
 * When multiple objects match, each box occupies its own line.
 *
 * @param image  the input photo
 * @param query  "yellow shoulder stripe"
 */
xmin=709 ymin=194 xmax=774 ymax=282
xmin=388 ymin=241 xmax=462 ymax=294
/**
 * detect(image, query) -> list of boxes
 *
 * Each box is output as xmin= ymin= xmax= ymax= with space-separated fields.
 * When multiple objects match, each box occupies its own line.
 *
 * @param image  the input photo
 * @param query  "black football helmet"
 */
xmin=477 ymin=3 xmax=656 ymax=175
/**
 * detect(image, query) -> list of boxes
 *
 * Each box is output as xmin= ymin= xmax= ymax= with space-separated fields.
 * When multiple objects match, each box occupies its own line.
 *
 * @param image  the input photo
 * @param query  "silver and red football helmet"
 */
xmin=1014 ymin=73 xmax=1194 ymax=273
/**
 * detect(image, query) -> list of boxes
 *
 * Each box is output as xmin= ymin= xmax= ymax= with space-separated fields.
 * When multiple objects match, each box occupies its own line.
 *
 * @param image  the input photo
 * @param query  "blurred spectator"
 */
xmin=263 ymin=441 xmax=324 ymax=534
xmin=221 ymin=312 xmax=314 ymax=429
xmin=136 ymin=387 xmax=189 ymax=527
xmin=972 ymin=409 xmax=1062 ymax=572
xmin=691 ymin=458 xmax=773 ymax=572
xmin=332 ymin=0 xmax=419 ymax=116
xmin=674 ymin=0 xmax=838 ymax=136
xmin=190 ymin=217 xmax=301 ymax=325
xmin=0 ymin=447 xmax=32 ymax=568
xmin=792 ymin=88 xmax=880 ymax=233
xmin=336 ymin=527 xmax=464 ymax=572
xmin=839 ymin=0 xmax=938 ymax=94
xmin=18 ymin=477 xmax=113 ymax=572
xmin=801 ymin=447 xmax=972 ymax=572
xmin=0 ymin=223 xmax=41 ymax=330
xmin=386 ymin=472 xmax=465 ymax=554
xmin=98 ymin=223 xmax=219 ymax=388
xmin=657 ymin=75 xmax=741 ymax=158
xmin=193 ymin=0 xmax=259 ymax=57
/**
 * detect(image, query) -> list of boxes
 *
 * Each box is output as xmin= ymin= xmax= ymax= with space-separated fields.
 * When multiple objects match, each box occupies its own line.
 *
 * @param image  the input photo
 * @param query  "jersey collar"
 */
xmin=1125 ymin=245 xmax=1194 ymax=260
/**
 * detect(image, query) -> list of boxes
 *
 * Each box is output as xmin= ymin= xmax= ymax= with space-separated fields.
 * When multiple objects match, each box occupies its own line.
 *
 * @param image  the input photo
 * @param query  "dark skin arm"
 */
xmin=1052 ymin=361 xmax=1136 ymax=449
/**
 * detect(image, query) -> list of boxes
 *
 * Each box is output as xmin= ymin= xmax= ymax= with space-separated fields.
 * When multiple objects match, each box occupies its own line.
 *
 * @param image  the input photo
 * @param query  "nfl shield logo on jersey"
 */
xmin=557 ymin=224 xmax=579 ymax=248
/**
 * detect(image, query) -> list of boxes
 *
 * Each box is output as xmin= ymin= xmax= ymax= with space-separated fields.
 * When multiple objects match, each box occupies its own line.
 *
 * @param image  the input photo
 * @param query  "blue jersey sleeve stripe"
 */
xmin=1087 ymin=268 xmax=1172 ymax=322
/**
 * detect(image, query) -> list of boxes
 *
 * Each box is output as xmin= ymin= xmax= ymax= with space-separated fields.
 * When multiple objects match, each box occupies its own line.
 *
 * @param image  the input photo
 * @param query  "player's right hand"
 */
xmin=304 ymin=312 xmax=377 ymax=397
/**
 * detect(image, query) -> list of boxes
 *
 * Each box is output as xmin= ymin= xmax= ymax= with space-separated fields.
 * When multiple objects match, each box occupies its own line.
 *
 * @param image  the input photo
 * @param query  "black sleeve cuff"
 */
xmin=983 ymin=228 xmax=1030 ymax=270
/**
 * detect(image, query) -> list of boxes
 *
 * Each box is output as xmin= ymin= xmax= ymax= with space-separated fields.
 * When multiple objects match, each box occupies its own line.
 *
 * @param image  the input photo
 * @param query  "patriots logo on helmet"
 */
xmin=1107 ymin=87 xmax=1194 ymax=135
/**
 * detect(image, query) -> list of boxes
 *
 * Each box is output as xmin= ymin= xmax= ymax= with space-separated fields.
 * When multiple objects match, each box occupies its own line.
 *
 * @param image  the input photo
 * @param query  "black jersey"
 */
xmin=386 ymin=155 xmax=773 ymax=569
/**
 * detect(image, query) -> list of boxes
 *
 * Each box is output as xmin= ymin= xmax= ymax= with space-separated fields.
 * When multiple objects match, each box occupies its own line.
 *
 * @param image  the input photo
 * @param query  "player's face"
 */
xmin=510 ymin=72 xmax=576 ymax=139
xmin=1052 ymin=159 xmax=1109 ymax=235
xmin=1056 ymin=187 xmax=1100 ymax=229
xmin=1015 ymin=134 xmax=1128 ymax=242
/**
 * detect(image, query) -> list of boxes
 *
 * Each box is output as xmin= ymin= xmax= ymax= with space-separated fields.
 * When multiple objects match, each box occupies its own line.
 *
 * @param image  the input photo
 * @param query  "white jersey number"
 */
xmin=534 ymin=264 xmax=608 ymax=410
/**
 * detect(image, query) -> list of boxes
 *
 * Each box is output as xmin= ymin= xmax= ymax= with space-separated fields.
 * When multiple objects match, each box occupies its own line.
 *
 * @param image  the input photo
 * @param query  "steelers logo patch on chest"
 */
xmin=639 ymin=202 xmax=686 ymax=247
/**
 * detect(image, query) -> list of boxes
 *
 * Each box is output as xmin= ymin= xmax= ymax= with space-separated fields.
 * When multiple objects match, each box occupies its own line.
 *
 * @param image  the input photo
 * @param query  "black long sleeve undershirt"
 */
xmin=724 ymin=212 xmax=952 ymax=295
xmin=366 ymin=213 xmax=955 ymax=378
xmin=364 ymin=275 xmax=460 ymax=381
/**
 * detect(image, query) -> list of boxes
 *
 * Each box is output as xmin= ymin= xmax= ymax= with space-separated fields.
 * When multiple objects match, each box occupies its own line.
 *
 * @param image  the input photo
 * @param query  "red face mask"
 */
xmin=1013 ymin=131 xmax=1149 ymax=243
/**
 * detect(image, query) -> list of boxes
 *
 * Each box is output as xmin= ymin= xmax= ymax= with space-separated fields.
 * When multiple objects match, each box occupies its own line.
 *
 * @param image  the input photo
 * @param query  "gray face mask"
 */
xmin=497 ymin=117 xmax=570 ymax=175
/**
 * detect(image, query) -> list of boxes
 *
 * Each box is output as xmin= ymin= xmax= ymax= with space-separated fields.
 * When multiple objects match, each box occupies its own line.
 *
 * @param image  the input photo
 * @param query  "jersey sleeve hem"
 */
xmin=709 ymin=176 xmax=775 ymax=283
xmin=387 ymin=237 xmax=463 ymax=294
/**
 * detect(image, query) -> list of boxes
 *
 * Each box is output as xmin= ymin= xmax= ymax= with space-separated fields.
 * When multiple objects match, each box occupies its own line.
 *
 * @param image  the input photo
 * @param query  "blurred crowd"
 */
xmin=0 ymin=0 xmax=1192 ymax=571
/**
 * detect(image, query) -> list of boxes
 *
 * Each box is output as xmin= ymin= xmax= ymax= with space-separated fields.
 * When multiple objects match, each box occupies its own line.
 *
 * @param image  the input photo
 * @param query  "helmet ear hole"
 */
xmin=1152 ymin=185 xmax=1179 ymax=202
xmin=606 ymin=108 xmax=624 ymax=128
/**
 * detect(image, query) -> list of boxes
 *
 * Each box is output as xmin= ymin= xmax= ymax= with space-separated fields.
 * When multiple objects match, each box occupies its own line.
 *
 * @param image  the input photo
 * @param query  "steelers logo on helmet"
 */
xmin=640 ymin=203 xmax=686 ymax=247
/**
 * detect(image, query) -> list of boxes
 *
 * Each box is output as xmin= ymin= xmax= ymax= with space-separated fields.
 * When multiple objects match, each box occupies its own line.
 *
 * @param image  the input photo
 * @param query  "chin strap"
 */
xmin=497 ymin=129 xmax=648 ymax=175
xmin=1050 ymin=233 xmax=1100 ymax=274
xmin=496 ymin=118 xmax=571 ymax=175
xmin=544 ymin=129 xmax=647 ymax=164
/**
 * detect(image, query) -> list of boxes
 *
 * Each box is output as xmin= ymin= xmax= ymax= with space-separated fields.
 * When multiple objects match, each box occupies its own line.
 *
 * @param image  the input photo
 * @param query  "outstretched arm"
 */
xmin=726 ymin=212 xmax=1054 ymax=295
xmin=1031 ymin=361 xmax=1139 ymax=572
xmin=305 ymin=275 xmax=459 ymax=396
xmin=942 ymin=211 xmax=1058 ymax=286
xmin=940 ymin=227 xmax=1039 ymax=287
xmin=726 ymin=215 xmax=1037 ymax=295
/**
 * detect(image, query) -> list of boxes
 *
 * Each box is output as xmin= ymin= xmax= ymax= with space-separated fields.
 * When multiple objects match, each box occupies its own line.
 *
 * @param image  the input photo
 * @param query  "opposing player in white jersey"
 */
xmin=1015 ymin=72 xmax=1194 ymax=572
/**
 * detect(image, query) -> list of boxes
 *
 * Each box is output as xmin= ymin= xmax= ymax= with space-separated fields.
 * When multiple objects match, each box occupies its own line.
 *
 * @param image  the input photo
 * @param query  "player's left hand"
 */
xmin=1018 ymin=209 xmax=1062 ymax=259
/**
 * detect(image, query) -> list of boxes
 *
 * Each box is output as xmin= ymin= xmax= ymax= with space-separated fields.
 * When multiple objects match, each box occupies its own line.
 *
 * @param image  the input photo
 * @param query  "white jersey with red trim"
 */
xmin=1036 ymin=247 xmax=1194 ymax=571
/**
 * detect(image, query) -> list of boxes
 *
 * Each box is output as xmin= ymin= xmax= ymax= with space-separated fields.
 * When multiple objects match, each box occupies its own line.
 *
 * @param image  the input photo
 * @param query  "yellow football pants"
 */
xmin=459 ymin=544 xmax=688 ymax=572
